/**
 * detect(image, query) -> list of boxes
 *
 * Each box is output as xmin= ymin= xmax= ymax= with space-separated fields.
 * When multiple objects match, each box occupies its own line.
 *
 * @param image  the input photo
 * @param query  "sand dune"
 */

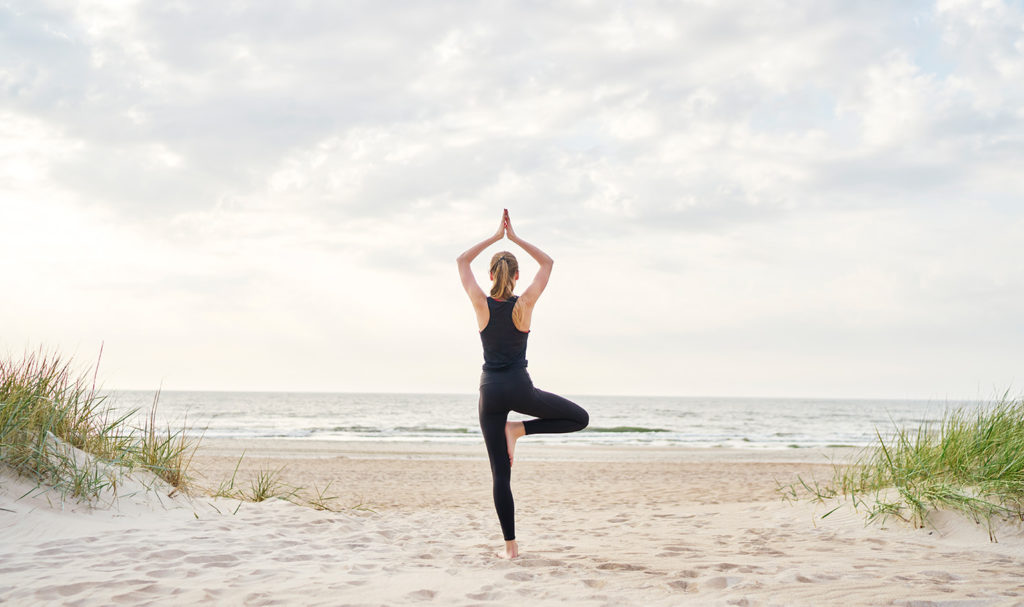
xmin=2 ymin=441 xmax=1023 ymax=606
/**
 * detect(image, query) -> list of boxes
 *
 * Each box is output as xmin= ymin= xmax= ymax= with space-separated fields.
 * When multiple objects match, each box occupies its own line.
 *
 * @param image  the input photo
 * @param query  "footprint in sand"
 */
xmin=111 ymin=590 xmax=150 ymax=604
xmin=917 ymin=570 xmax=964 ymax=582
xmin=184 ymin=554 xmax=239 ymax=565
xmin=660 ymin=545 xmax=691 ymax=553
xmin=596 ymin=563 xmax=646 ymax=572
xmin=406 ymin=589 xmax=437 ymax=600
xmin=701 ymin=575 xmax=743 ymax=590
xmin=149 ymin=549 xmax=188 ymax=560
xmin=278 ymin=553 xmax=316 ymax=563
xmin=516 ymin=558 xmax=562 ymax=567
xmin=49 ymin=582 xmax=96 ymax=597
xmin=136 ymin=583 xmax=163 ymax=594
xmin=775 ymin=571 xmax=817 ymax=584
xmin=243 ymin=591 xmax=280 ymax=605
xmin=505 ymin=572 xmax=534 ymax=581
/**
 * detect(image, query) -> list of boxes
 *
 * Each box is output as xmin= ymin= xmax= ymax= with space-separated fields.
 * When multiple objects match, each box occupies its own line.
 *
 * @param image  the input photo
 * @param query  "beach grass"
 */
xmin=246 ymin=465 xmax=293 ymax=502
xmin=0 ymin=349 xmax=198 ymax=501
xmin=134 ymin=388 xmax=198 ymax=489
xmin=307 ymin=481 xmax=340 ymax=511
xmin=1 ymin=349 xmax=359 ymax=513
xmin=209 ymin=456 xmax=346 ymax=510
xmin=786 ymin=397 xmax=1024 ymax=537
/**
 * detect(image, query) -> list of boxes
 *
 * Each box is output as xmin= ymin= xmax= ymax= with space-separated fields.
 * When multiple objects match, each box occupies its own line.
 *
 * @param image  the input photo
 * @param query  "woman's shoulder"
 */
xmin=510 ymin=294 xmax=534 ymax=313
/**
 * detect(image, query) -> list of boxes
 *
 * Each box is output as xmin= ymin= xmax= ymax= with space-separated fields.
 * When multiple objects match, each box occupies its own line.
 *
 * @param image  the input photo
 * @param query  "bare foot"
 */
xmin=505 ymin=421 xmax=526 ymax=466
xmin=498 ymin=540 xmax=519 ymax=559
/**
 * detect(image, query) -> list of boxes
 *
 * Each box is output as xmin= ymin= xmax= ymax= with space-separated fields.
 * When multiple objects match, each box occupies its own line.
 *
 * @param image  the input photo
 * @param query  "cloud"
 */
xmin=0 ymin=1 xmax=972 ymax=224
xmin=2 ymin=0 xmax=1023 ymax=395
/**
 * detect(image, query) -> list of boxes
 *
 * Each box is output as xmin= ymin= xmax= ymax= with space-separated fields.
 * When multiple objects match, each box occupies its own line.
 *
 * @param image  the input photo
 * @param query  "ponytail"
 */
xmin=489 ymin=251 xmax=519 ymax=300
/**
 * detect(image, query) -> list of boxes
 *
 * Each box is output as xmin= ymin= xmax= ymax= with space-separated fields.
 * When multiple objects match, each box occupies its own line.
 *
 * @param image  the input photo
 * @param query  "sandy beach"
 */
xmin=3 ymin=439 xmax=1023 ymax=606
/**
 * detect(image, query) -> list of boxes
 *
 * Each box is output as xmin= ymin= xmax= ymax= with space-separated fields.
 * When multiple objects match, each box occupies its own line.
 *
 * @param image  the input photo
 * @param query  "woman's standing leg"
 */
xmin=478 ymin=385 xmax=518 ymax=557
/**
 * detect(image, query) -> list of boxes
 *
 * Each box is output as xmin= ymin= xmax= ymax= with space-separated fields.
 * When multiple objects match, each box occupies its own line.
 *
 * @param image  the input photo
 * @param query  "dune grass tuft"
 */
xmin=133 ymin=388 xmax=199 ymax=490
xmin=246 ymin=465 xmax=292 ymax=503
xmin=0 ymin=349 xmax=199 ymax=501
xmin=785 ymin=397 xmax=1024 ymax=538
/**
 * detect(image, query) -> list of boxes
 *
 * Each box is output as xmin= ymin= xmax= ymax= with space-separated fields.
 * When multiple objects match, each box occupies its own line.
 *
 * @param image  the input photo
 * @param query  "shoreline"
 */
xmin=194 ymin=437 xmax=861 ymax=463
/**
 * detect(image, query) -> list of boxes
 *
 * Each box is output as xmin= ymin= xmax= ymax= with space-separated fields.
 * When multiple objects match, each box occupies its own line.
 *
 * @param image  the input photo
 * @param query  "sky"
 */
xmin=2 ymin=0 xmax=1023 ymax=399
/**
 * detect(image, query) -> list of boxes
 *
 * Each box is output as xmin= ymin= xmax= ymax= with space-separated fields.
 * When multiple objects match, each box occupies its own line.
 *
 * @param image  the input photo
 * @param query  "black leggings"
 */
xmin=478 ymin=369 xmax=589 ymax=541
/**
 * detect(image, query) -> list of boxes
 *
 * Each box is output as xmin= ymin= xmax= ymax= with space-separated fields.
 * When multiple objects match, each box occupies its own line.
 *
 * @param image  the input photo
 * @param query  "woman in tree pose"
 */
xmin=456 ymin=209 xmax=590 ymax=559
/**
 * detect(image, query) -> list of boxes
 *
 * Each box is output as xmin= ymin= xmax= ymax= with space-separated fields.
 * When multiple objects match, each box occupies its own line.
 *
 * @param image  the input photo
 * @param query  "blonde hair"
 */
xmin=489 ymin=251 xmax=518 ymax=300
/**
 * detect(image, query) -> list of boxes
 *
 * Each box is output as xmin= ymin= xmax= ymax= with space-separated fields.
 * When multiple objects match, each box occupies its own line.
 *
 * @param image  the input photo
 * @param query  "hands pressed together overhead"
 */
xmin=494 ymin=209 xmax=519 ymax=243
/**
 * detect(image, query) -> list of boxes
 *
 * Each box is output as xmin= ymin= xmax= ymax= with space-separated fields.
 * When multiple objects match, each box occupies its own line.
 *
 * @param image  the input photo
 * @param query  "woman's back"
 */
xmin=480 ymin=296 xmax=529 ymax=371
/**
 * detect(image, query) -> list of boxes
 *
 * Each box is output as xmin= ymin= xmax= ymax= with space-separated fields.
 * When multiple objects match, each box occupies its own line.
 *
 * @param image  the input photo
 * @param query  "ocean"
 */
xmin=106 ymin=391 xmax=982 ymax=450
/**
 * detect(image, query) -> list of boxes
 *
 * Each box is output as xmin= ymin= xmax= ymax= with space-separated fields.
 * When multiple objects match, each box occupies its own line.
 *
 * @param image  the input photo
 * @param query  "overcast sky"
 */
xmin=3 ymin=0 xmax=1023 ymax=399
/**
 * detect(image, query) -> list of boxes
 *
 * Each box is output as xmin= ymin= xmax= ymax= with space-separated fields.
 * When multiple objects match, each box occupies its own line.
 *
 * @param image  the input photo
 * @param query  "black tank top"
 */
xmin=480 ymin=296 xmax=529 ymax=371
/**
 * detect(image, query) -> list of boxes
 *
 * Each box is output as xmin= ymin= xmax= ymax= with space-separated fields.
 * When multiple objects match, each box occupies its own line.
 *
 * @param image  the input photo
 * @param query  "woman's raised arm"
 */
xmin=504 ymin=212 xmax=552 ymax=308
xmin=457 ymin=211 xmax=507 ymax=329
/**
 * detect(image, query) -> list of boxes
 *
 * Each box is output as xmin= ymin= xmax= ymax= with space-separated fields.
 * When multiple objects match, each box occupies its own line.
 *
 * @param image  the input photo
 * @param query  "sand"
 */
xmin=2 ymin=439 xmax=1023 ymax=606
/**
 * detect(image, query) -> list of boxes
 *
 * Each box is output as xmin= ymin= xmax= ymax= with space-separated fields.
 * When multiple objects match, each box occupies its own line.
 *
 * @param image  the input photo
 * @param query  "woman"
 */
xmin=456 ymin=209 xmax=590 ymax=559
